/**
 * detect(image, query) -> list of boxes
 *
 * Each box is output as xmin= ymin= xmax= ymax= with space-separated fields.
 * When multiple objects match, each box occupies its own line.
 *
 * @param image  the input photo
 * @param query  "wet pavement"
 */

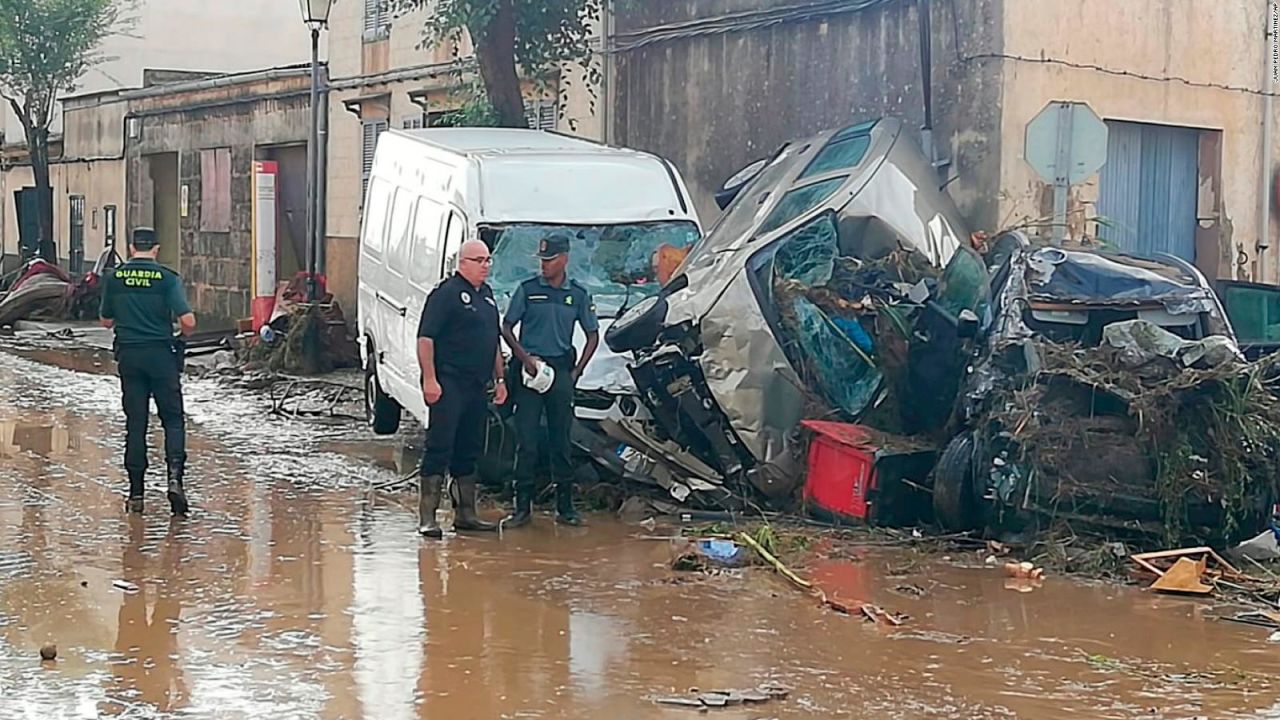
xmin=3 ymin=348 xmax=1280 ymax=719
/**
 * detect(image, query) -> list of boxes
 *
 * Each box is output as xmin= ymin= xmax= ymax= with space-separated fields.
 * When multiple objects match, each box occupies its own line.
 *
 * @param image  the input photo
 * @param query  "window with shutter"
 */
xmin=361 ymin=120 xmax=388 ymax=205
xmin=523 ymin=100 xmax=558 ymax=131
xmin=363 ymin=0 xmax=390 ymax=41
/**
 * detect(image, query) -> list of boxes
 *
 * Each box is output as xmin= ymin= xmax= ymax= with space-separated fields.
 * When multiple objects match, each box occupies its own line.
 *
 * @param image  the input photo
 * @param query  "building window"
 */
xmin=402 ymin=114 xmax=425 ymax=130
xmin=524 ymin=99 xmax=557 ymax=131
xmin=363 ymin=0 xmax=390 ymax=42
xmin=200 ymin=148 xmax=232 ymax=232
xmin=362 ymin=119 xmax=389 ymax=204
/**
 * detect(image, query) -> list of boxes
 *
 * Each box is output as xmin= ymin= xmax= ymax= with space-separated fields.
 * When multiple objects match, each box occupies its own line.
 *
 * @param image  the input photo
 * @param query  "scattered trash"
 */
xmin=1003 ymin=561 xmax=1045 ymax=580
xmin=112 ymin=579 xmax=138 ymax=593
xmin=1222 ymin=609 xmax=1280 ymax=629
xmin=1004 ymin=578 xmax=1041 ymax=594
xmin=670 ymin=537 xmax=750 ymax=571
xmin=738 ymin=531 xmax=811 ymax=590
xmin=39 ymin=644 xmax=56 ymax=661
xmin=1231 ymin=519 xmax=1280 ymax=562
xmin=860 ymin=604 xmax=905 ymax=626
xmin=1130 ymin=547 xmax=1248 ymax=597
xmin=1149 ymin=557 xmax=1214 ymax=595
xmin=653 ymin=684 xmax=788 ymax=710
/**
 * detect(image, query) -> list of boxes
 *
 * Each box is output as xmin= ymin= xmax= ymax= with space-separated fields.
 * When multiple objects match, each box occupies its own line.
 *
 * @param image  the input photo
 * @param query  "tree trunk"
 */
xmin=472 ymin=0 xmax=527 ymax=128
xmin=24 ymin=124 xmax=55 ymax=263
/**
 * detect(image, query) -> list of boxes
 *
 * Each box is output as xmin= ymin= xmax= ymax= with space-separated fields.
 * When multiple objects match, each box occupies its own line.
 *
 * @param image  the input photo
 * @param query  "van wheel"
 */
xmin=932 ymin=431 xmax=979 ymax=531
xmin=365 ymin=359 xmax=402 ymax=435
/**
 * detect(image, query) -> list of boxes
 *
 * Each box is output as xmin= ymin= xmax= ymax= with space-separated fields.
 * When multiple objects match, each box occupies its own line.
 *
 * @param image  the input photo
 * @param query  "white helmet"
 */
xmin=522 ymin=359 xmax=556 ymax=394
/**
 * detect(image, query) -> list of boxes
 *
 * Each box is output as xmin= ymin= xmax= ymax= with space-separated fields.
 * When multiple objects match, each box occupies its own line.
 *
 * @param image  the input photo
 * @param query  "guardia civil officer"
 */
xmin=501 ymin=233 xmax=599 ymax=528
xmin=416 ymin=239 xmax=508 ymax=538
xmin=99 ymin=227 xmax=196 ymax=516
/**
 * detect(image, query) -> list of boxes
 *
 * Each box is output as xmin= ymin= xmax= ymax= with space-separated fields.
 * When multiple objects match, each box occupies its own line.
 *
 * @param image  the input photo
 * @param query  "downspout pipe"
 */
xmin=1261 ymin=0 xmax=1275 ymax=281
xmin=917 ymin=0 xmax=935 ymax=166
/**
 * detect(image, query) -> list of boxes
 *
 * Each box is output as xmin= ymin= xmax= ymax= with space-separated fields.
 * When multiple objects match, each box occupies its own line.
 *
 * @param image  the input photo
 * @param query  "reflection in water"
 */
xmin=0 ymin=420 xmax=78 ymax=457
xmin=101 ymin=517 xmax=188 ymax=715
xmin=352 ymin=509 xmax=424 ymax=720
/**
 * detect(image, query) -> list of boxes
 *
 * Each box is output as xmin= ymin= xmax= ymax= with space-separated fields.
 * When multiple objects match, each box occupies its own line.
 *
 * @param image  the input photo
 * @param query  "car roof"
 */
xmin=396 ymin=128 xmax=607 ymax=155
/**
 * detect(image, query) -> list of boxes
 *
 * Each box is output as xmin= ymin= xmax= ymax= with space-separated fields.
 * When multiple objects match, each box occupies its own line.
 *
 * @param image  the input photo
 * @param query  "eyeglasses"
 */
xmin=462 ymin=256 xmax=493 ymax=265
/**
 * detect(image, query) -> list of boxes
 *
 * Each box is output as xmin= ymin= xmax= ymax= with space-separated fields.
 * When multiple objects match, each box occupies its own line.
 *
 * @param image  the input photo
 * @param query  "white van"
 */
xmin=358 ymin=128 xmax=702 ymax=435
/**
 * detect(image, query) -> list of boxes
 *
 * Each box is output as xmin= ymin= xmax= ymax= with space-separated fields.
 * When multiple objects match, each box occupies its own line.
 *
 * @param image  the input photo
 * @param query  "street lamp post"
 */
xmin=299 ymin=0 xmax=333 ymax=304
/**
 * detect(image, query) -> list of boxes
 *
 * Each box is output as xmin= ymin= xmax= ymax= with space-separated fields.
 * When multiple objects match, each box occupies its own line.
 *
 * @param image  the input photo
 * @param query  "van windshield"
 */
xmin=485 ymin=221 xmax=702 ymax=318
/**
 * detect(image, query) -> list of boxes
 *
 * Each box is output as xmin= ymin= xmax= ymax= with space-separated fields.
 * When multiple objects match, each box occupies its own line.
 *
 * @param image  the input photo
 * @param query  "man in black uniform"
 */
xmin=501 ymin=233 xmax=599 ymax=528
xmin=416 ymin=239 xmax=508 ymax=538
xmin=99 ymin=227 xmax=196 ymax=516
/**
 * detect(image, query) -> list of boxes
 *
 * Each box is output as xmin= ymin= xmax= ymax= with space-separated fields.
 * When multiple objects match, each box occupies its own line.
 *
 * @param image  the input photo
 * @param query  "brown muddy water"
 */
xmin=2 ymin=348 xmax=1280 ymax=719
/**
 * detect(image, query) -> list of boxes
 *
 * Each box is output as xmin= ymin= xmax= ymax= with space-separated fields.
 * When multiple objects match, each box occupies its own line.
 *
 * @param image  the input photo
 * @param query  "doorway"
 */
xmin=257 ymin=144 xmax=307 ymax=282
xmin=1097 ymin=121 xmax=1199 ymax=261
xmin=146 ymin=153 xmax=181 ymax=268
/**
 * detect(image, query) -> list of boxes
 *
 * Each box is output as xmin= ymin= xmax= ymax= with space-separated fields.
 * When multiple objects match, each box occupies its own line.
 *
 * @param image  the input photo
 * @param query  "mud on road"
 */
xmin=2 ymin=348 xmax=1280 ymax=719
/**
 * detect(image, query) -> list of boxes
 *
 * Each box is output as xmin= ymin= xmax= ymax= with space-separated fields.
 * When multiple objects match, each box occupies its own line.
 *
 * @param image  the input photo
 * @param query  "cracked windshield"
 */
xmin=6 ymin=0 xmax=1280 ymax=719
xmin=487 ymin=222 xmax=701 ymax=317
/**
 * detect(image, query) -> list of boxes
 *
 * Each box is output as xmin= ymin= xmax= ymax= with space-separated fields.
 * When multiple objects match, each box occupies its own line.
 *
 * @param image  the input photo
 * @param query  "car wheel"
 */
xmin=933 ymin=431 xmax=979 ymax=531
xmin=365 ymin=356 xmax=402 ymax=435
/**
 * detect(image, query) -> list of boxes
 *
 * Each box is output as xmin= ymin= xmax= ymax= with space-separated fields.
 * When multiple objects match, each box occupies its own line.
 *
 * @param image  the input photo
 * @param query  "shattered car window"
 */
xmin=486 ymin=222 xmax=701 ymax=317
xmin=760 ymin=177 xmax=847 ymax=234
xmin=936 ymin=246 xmax=991 ymax=320
xmin=756 ymin=212 xmax=883 ymax=418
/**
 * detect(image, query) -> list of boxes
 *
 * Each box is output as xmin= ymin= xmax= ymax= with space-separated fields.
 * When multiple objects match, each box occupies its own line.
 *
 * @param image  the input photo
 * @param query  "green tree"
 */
xmin=400 ymin=0 xmax=604 ymax=128
xmin=0 ymin=0 xmax=129 ymax=262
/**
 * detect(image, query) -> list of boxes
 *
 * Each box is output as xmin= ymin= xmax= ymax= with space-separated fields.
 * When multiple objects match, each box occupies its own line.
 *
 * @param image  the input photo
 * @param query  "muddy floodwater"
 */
xmin=3 ymin=349 xmax=1280 ymax=719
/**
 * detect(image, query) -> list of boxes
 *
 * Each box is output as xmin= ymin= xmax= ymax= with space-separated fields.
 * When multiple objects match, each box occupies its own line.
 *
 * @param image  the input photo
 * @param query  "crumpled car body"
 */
xmin=606 ymin=118 xmax=971 ymax=494
xmin=934 ymin=233 xmax=1262 ymax=541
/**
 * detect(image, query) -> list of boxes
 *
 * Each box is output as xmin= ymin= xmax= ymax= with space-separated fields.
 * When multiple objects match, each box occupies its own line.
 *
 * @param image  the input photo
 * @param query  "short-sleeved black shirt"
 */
xmin=417 ymin=273 xmax=500 ymax=382
xmin=99 ymin=258 xmax=192 ymax=347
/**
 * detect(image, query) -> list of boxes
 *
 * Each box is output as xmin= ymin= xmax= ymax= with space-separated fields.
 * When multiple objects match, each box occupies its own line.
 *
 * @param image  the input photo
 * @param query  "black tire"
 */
xmin=365 ymin=355 xmax=402 ymax=435
xmin=933 ymin=431 xmax=979 ymax=531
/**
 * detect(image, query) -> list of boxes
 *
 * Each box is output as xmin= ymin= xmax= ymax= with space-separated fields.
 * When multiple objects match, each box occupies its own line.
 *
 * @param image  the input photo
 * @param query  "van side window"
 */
xmin=409 ymin=198 xmax=443 ymax=287
xmin=362 ymin=177 xmax=391 ymax=254
xmin=442 ymin=210 xmax=466 ymax=275
xmin=386 ymin=188 xmax=414 ymax=277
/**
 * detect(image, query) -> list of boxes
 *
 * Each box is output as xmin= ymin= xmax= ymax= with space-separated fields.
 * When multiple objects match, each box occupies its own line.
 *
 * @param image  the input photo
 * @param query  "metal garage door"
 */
xmin=1097 ymin=121 xmax=1199 ymax=261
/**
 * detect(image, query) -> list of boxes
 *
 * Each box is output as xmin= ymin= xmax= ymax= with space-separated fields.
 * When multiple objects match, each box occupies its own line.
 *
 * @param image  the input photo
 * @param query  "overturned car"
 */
xmin=605 ymin=118 xmax=974 ymax=499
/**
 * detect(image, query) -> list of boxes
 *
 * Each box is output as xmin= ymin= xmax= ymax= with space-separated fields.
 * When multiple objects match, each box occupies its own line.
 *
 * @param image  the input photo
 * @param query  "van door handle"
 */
xmin=377 ymin=292 xmax=407 ymax=317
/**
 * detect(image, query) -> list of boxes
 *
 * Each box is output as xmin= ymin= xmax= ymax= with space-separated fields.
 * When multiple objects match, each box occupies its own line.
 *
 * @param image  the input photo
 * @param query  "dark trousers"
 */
xmin=421 ymin=372 xmax=489 ymax=478
xmin=513 ymin=354 xmax=575 ymax=491
xmin=116 ymin=343 xmax=186 ymax=490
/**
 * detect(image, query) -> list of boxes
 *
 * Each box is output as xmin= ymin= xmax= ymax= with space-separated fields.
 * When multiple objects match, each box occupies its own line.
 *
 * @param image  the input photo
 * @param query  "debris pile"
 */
xmin=0 ymin=258 xmax=107 ymax=327
xmin=978 ymin=324 xmax=1280 ymax=546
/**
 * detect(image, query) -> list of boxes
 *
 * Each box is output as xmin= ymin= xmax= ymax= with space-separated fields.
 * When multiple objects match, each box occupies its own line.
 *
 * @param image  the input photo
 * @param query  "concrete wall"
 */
xmin=994 ymin=0 xmax=1271 ymax=281
xmin=125 ymin=75 xmax=313 ymax=326
xmin=610 ymin=0 xmax=1004 ymax=226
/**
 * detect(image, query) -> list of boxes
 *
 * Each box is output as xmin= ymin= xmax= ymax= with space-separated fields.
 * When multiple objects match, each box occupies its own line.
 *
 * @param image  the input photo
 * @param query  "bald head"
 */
xmin=457 ymin=240 xmax=492 ymax=287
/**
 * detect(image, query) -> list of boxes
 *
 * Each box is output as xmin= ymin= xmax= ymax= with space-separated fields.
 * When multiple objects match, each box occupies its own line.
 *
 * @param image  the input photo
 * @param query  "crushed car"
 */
xmin=933 ymin=233 xmax=1280 ymax=546
xmin=605 ymin=117 xmax=974 ymax=500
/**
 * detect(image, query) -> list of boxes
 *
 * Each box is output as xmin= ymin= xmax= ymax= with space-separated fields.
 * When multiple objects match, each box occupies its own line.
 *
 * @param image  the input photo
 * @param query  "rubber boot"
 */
xmin=505 ymin=483 xmax=534 ymax=528
xmin=418 ymin=474 xmax=444 ymax=538
xmin=555 ymin=481 xmax=583 ymax=527
xmin=166 ymin=461 xmax=189 ymax=517
xmin=453 ymin=475 xmax=498 ymax=532
xmin=126 ymin=470 xmax=145 ymax=514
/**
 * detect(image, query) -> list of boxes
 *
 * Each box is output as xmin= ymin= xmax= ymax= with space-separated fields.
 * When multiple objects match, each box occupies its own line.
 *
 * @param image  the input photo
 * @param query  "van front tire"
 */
xmin=365 ymin=360 xmax=402 ymax=435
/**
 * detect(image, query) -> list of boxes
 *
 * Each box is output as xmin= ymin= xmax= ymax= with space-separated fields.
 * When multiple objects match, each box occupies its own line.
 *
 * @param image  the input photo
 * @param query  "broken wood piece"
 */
xmin=737 ymin=531 xmax=812 ymax=590
xmin=655 ymin=697 xmax=703 ymax=708
xmin=1131 ymin=546 xmax=1245 ymax=580
xmin=1149 ymin=556 xmax=1213 ymax=595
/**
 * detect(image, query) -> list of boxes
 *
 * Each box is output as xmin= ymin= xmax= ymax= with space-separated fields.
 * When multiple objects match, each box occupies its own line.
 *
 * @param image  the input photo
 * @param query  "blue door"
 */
xmin=1097 ymin=121 xmax=1199 ymax=261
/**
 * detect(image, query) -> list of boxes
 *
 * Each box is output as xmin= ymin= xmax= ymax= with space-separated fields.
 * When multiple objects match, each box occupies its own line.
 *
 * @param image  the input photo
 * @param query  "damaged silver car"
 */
xmin=606 ymin=118 xmax=972 ymax=498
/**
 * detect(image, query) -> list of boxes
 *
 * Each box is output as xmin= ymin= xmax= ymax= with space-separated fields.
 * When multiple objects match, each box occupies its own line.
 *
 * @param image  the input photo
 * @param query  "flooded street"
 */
xmin=4 ymin=349 xmax=1280 ymax=719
